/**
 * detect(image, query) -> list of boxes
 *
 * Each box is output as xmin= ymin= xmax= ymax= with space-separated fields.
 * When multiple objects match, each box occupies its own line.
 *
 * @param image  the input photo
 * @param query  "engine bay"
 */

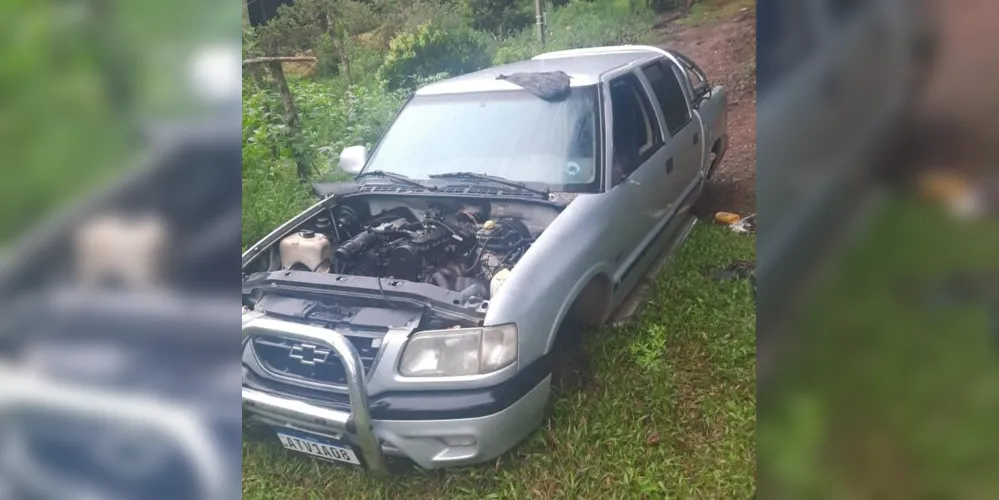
xmin=258 ymin=198 xmax=550 ymax=301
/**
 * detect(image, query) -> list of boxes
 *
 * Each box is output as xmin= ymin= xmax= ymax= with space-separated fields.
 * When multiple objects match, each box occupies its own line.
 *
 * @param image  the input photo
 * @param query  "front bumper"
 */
xmin=242 ymin=317 xmax=550 ymax=471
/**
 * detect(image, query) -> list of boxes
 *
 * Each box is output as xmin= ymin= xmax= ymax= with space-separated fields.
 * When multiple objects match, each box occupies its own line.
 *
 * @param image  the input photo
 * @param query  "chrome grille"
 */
xmin=251 ymin=334 xmax=378 ymax=387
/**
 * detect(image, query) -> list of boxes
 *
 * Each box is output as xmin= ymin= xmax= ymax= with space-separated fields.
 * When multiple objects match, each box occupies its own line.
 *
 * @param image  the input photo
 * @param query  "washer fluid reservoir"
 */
xmin=279 ymin=230 xmax=332 ymax=271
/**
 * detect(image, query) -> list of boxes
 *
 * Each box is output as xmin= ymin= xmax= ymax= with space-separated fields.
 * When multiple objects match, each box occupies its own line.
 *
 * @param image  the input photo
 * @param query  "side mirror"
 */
xmin=339 ymin=145 xmax=367 ymax=175
xmin=692 ymin=83 xmax=710 ymax=104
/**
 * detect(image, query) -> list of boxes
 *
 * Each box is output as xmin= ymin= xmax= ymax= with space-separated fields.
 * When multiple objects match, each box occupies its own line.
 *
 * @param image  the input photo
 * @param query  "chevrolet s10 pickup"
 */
xmin=241 ymin=45 xmax=728 ymax=472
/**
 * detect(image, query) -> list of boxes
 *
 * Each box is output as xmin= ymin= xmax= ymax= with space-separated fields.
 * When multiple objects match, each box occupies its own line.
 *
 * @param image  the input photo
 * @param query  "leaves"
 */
xmin=464 ymin=0 xmax=532 ymax=36
xmin=377 ymin=21 xmax=493 ymax=90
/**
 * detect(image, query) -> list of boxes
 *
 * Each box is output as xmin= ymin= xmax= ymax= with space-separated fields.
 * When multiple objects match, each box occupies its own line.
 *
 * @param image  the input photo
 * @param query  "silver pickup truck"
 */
xmin=241 ymin=45 xmax=728 ymax=472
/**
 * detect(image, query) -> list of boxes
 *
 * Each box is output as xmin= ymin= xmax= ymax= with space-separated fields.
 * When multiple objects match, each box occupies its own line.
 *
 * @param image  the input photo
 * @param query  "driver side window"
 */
xmin=610 ymin=73 xmax=662 ymax=183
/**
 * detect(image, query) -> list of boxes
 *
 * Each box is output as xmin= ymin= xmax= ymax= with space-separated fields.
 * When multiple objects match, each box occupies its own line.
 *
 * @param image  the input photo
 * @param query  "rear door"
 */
xmin=640 ymin=58 xmax=703 ymax=209
xmin=673 ymin=52 xmax=724 ymax=176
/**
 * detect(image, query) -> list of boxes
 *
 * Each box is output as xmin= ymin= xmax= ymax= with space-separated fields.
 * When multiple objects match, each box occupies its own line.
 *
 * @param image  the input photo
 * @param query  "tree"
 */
xmin=464 ymin=0 xmax=531 ymax=37
xmin=245 ymin=0 xmax=374 ymax=180
xmin=377 ymin=21 xmax=492 ymax=90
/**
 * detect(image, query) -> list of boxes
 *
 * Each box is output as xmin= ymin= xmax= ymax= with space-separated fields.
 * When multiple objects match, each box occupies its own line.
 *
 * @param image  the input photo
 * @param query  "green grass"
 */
xmin=758 ymin=195 xmax=999 ymax=497
xmin=242 ymin=224 xmax=757 ymax=499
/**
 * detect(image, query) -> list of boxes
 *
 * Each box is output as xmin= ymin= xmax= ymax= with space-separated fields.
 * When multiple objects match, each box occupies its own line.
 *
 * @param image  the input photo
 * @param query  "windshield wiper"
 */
xmin=356 ymin=170 xmax=434 ymax=191
xmin=428 ymin=172 xmax=549 ymax=198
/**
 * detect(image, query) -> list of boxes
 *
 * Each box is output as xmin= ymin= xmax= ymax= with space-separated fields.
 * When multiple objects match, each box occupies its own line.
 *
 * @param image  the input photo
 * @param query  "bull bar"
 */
xmin=241 ymin=316 xmax=388 ymax=474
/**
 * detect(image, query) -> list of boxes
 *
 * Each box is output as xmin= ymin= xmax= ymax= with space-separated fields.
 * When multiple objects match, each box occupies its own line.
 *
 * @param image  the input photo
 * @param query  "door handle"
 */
xmin=693 ymin=132 xmax=700 ymax=145
xmin=666 ymin=158 xmax=674 ymax=174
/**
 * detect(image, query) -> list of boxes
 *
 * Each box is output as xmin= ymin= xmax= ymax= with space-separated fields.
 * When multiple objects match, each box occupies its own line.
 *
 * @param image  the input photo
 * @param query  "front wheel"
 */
xmin=548 ymin=319 xmax=592 ymax=397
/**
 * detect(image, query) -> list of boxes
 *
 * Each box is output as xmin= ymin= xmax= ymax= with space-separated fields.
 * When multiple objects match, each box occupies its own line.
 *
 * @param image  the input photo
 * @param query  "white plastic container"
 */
xmin=490 ymin=268 xmax=512 ymax=298
xmin=279 ymin=230 xmax=332 ymax=271
xmin=75 ymin=213 xmax=168 ymax=287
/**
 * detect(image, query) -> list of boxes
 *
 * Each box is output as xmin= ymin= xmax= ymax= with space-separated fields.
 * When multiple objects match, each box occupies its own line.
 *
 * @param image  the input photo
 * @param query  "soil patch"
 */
xmin=656 ymin=5 xmax=757 ymax=216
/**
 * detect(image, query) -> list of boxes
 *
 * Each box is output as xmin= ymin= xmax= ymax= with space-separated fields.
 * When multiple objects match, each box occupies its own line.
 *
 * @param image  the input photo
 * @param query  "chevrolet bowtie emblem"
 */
xmin=288 ymin=343 xmax=331 ymax=365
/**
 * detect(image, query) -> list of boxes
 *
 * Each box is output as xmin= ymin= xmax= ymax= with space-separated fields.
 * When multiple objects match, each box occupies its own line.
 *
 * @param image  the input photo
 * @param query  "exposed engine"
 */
xmin=276 ymin=202 xmax=536 ymax=300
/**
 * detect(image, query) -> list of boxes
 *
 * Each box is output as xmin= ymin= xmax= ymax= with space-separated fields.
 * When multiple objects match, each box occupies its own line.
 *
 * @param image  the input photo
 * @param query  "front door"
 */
xmin=603 ymin=71 xmax=671 ymax=299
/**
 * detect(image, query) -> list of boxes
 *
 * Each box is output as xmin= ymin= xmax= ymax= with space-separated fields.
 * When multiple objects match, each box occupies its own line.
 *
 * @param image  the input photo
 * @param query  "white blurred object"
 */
xmin=916 ymin=170 xmax=985 ymax=220
xmin=949 ymin=190 xmax=984 ymax=219
xmin=730 ymin=213 xmax=756 ymax=234
xmin=189 ymin=44 xmax=241 ymax=103
xmin=75 ymin=214 xmax=168 ymax=287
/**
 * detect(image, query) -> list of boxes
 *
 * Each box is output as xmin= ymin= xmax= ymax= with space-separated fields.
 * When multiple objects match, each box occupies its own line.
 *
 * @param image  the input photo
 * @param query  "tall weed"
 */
xmin=242 ymin=91 xmax=313 ymax=249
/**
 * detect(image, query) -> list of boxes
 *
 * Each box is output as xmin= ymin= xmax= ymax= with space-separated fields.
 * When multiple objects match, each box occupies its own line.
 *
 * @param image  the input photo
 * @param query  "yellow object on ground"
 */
xmin=715 ymin=212 xmax=741 ymax=224
xmin=917 ymin=170 xmax=983 ymax=218
xmin=917 ymin=171 xmax=970 ymax=204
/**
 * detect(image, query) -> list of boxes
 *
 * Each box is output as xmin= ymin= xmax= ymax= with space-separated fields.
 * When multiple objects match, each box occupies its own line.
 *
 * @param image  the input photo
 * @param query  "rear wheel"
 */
xmin=707 ymin=136 xmax=726 ymax=178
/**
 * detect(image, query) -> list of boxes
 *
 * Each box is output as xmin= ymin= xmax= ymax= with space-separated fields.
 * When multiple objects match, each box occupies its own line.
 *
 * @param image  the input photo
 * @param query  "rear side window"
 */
xmin=641 ymin=60 xmax=691 ymax=137
xmin=609 ymin=73 xmax=662 ymax=177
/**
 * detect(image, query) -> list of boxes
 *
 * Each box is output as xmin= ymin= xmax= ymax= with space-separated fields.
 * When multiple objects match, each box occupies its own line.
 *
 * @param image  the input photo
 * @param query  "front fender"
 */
xmin=483 ymin=195 xmax=615 ymax=367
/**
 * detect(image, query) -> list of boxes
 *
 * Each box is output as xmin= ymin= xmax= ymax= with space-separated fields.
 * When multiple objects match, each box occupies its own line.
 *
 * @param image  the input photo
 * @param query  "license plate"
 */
xmin=274 ymin=427 xmax=360 ymax=465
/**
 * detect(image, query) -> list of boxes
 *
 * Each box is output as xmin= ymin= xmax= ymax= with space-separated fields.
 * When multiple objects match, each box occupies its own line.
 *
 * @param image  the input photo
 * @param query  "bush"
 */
xmin=241 ymin=79 xmax=412 ymax=246
xmin=377 ymin=22 xmax=493 ymax=90
xmin=371 ymin=0 xmax=473 ymax=48
xmin=241 ymin=91 xmax=314 ymax=249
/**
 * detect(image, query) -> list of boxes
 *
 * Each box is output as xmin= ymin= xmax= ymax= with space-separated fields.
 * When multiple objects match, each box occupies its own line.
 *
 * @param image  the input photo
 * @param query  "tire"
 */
xmin=548 ymin=319 xmax=592 ymax=397
xmin=707 ymin=135 xmax=727 ymax=179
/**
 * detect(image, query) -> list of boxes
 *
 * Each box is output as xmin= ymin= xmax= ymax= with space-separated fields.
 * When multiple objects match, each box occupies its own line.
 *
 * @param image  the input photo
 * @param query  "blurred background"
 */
xmin=757 ymin=0 xmax=999 ymax=497
xmin=0 ymin=0 xmax=241 ymax=499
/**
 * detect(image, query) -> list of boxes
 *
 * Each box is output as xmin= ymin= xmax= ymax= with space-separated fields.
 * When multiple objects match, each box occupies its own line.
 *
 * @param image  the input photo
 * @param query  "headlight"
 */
xmin=398 ymin=324 xmax=517 ymax=377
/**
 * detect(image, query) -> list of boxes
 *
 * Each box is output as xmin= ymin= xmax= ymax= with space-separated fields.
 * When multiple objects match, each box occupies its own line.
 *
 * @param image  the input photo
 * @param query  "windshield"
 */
xmin=364 ymin=87 xmax=601 ymax=192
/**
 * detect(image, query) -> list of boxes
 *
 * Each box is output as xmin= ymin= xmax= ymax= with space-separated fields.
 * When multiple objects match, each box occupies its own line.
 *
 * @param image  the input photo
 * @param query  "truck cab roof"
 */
xmin=414 ymin=46 xmax=672 ymax=97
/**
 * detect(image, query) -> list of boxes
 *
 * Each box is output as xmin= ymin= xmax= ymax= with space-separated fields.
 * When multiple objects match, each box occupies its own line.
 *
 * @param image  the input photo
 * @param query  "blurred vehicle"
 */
xmin=0 ymin=117 xmax=242 ymax=500
xmin=756 ymin=0 xmax=939 ymax=353
xmin=240 ymin=46 xmax=728 ymax=471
